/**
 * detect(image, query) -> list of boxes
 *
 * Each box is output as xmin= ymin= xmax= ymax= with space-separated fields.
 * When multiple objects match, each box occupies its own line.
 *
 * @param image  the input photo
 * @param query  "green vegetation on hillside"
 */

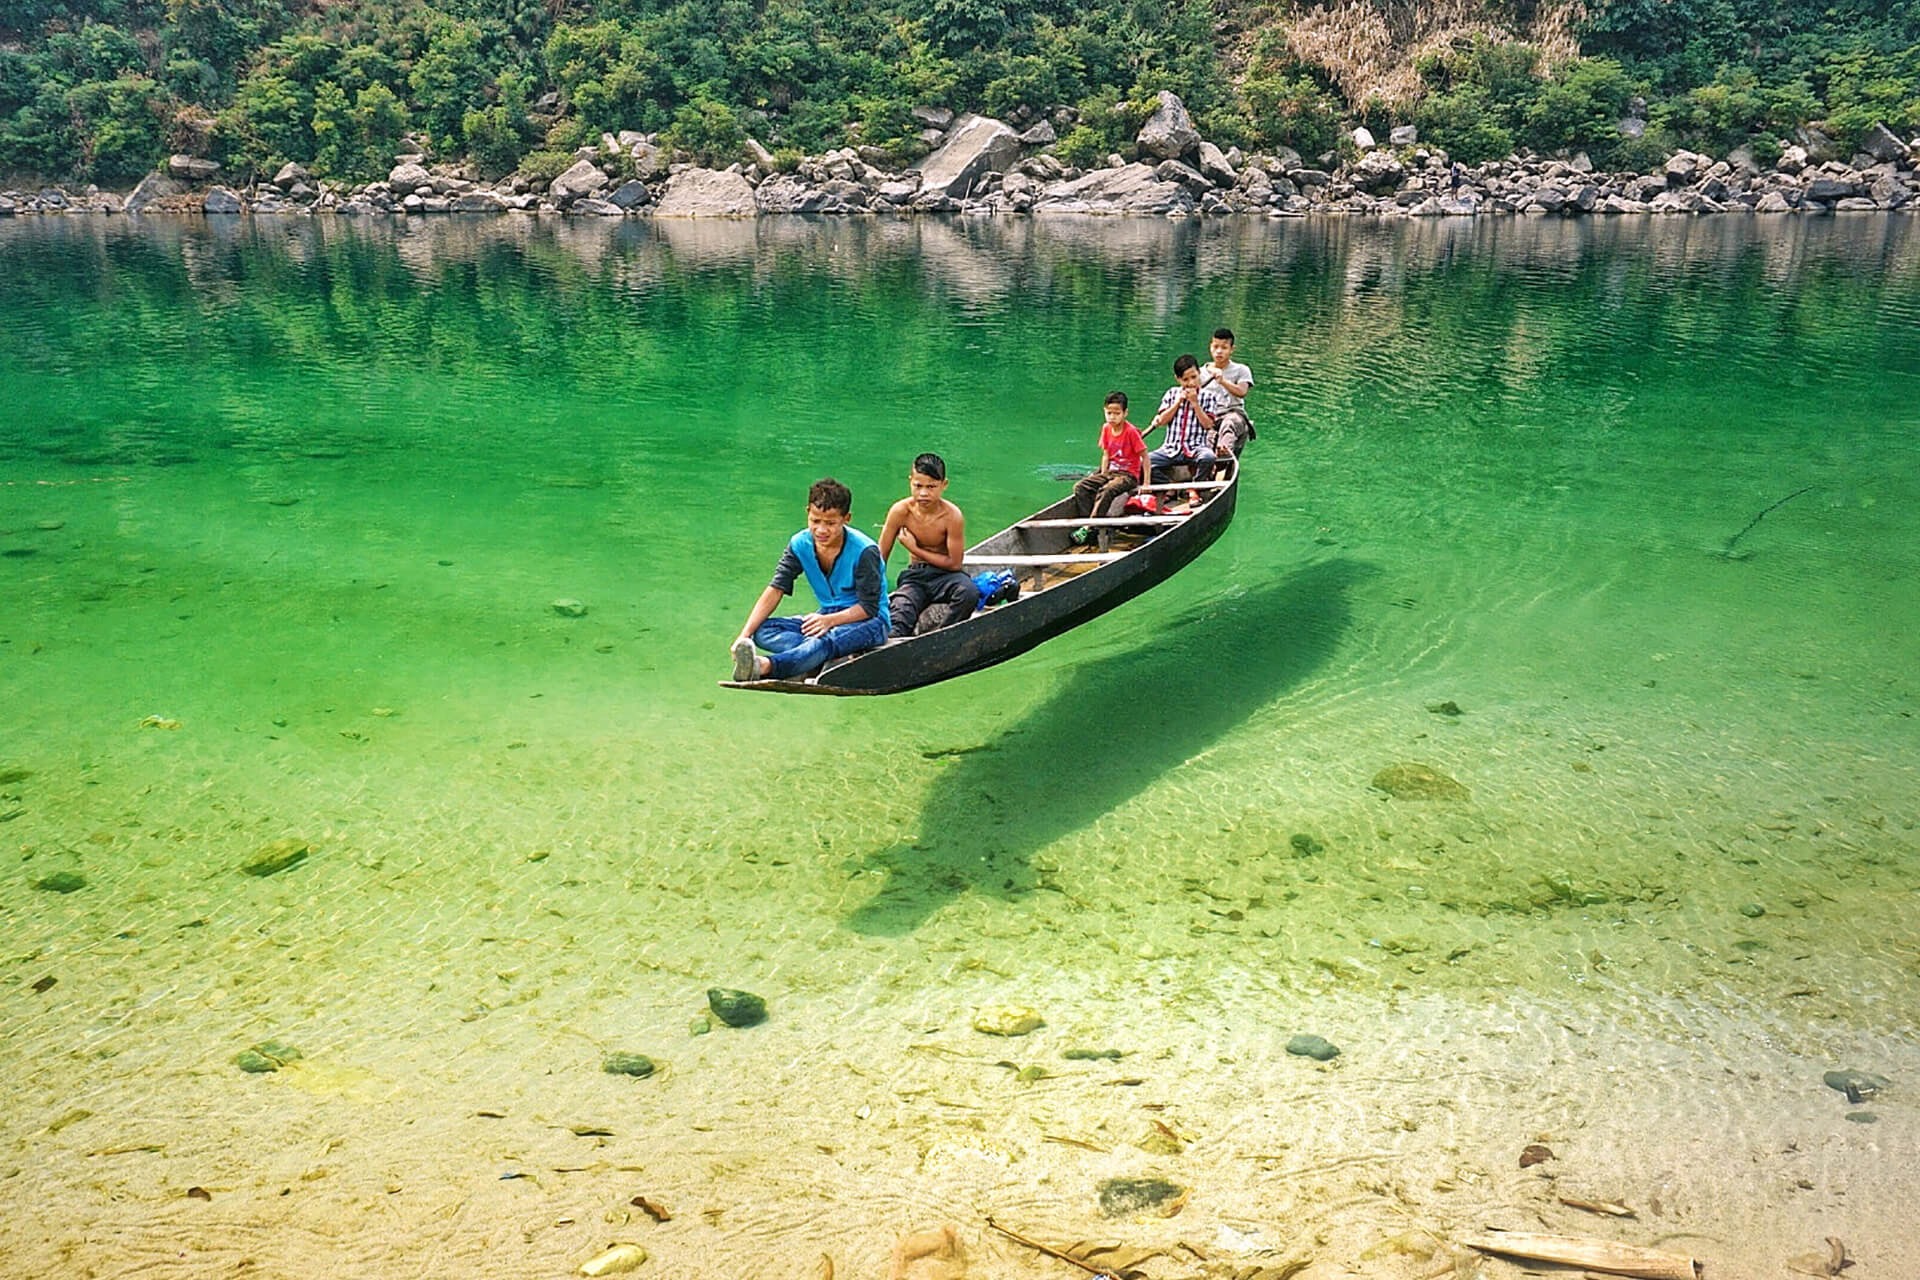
xmin=1 ymin=0 xmax=1916 ymax=185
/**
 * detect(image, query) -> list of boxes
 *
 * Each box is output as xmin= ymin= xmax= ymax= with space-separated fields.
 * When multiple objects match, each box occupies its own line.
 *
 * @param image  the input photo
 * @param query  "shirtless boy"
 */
xmin=879 ymin=453 xmax=979 ymax=637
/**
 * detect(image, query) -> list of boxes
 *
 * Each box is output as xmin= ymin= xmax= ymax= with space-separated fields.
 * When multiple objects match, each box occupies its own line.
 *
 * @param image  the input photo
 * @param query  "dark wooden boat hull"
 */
xmin=725 ymin=466 xmax=1237 ymax=696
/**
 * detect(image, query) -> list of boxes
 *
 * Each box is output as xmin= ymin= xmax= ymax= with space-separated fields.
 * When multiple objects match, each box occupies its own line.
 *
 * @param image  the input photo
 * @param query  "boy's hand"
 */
xmin=800 ymin=612 xmax=831 ymax=637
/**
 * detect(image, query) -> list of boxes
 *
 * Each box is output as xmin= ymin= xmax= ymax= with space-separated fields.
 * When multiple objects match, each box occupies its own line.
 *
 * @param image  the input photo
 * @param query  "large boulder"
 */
xmin=1805 ymin=175 xmax=1863 ymax=202
xmin=1350 ymin=148 xmax=1405 ymax=194
xmin=202 ymin=187 xmax=243 ymax=214
xmin=548 ymin=159 xmax=610 ymax=203
xmin=1195 ymin=140 xmax=1237 ymax=186
xmin=451 ymin=190 xmax=507 ymax=212
xmin=388 ymin=161 xmax=431 ymax=191
xmin=1859 ymin=122 xmax=1910 ymax=164
xmin=608 ymin=179 xmax=652 ymax=209
xmin=1135 ymin=91 xmax=1199 ymax=161
xmin=125 ymin=171 xmax=186 ymax=213
xmin=1034 ymin=163 xmax=1196 ymax=216
xmin=914 ymin=114 xmax=1020 ymax=198
xmin=653 ymin=167 xmax=758 ymax=217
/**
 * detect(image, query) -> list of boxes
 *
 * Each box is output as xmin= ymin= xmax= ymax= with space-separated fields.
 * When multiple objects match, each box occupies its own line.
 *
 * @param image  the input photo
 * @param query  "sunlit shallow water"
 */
xmin=2 ymin=213 xmax=1917 ymax=1278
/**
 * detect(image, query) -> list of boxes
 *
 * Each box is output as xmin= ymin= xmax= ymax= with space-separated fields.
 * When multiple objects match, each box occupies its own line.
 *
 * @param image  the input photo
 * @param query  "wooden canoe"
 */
xmin=722 ymin=456 xmax=1239 ymax=695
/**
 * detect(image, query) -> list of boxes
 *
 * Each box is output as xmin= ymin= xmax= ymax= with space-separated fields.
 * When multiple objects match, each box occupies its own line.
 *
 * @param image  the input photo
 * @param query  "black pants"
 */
xmin=1072 ymin=469 xmax=1137 ymax=520
xmin=890 ymin=563 xmax=980 ymax=638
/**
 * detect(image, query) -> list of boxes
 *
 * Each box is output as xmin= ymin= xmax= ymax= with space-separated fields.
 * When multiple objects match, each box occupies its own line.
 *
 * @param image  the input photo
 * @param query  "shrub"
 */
xmin=1414 ymin=84 xmax=1516 ymax=164
xmin=1521 ymin=57 xmax=1640 ymax=155
xmin=1054 ymin=124 xmax=1107 ymax=168
xmin=663 ymin=95 xmax=745 ymax=164
xmin=516 ymin=148 xmax=576 ymax=182
xmin=69 ymin=74 xmax=166 ymax=183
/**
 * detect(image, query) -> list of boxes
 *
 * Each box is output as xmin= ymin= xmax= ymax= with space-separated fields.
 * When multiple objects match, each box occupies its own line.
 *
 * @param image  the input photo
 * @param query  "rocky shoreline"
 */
xmin=3 ymin=91 xmax=1916 ymax=222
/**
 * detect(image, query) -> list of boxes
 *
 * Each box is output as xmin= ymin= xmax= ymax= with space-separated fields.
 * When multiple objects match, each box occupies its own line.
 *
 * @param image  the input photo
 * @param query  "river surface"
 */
xmin=3 ymin=212 xmax=1917 ymax=1278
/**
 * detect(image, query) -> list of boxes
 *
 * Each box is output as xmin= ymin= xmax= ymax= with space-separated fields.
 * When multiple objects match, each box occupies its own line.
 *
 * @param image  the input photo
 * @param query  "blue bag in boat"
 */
xmin=972 ymin=569 xmax=1020 ymax=610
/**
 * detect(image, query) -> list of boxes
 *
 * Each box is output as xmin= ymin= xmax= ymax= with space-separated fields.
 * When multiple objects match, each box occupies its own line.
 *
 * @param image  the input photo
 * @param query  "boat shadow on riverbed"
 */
xmin=844 ymin=555 xmax=1373 ymax=936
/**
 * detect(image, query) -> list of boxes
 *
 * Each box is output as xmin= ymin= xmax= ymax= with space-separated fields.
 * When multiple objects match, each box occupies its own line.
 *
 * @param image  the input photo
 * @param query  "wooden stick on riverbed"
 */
xmin=1461 ymin=1230 xmax=1703 ymax=1279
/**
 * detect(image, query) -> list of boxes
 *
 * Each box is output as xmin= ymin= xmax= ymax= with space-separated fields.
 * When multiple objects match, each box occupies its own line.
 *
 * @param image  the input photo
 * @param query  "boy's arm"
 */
xmin=878 ymin=499 xmax=907 ymax=561
xmin=1214 ymin=370 xmax=1249 ymax=398
xmin=921 ymin=505 xmax=966 ymax=572
xmin=737 ymin=584 xmax=787 ymax=643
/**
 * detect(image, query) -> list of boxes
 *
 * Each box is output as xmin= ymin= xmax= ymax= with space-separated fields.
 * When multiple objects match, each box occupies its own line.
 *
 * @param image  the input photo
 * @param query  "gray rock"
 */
xmin=1286 ymin=1033 xmax=1341 ymax=1061
xmin=1754 ymin=190 xmax=1797 ymax=213
xmin=1289 ymin=168 xmax=1332 ymax=187
xmin=1351 ymin=126 xmax=1376 ymax=150
xmin=654 ymin=167 xmax=758 ymax=216
xmin=911 ymin=105 xmax=955 ymax=130
xmin=273 ymin=162 xmax=311 ymax=189
xmin=1776 ymin=144 xmax=1810 ymax=174
xmin=1389 ymin=125 xmax=1418 ymax=147
xmin=603 ymin=1051 xmax=657 ymax=1078
xmin=388 ymin=161 xmax=431 ymax=191
xmin=707 ymin=987 xmax=767 ymax=1028
xmin=914 ymin=114 xmax=1020 ymax=198
xmin=124 ymin=171 xmax=185 ymax=213
xmin=1618 ymin=116 xmax=1647 ymax=140
xmin=744 ymin=137 xmax=778 ymax=170
xmin=1795 ymin=125 xmax=1840 ymax=161
xmin=1136 ymin=90 xmax=1200 ymax=161
xmin=451 ymin=191 xmax=507 ymax=212
xmin=202 ymin=187 xmax=243 ymax=215
xmin=1196 ymin=140 xmax=1237 ymax=186
xmin=1017 ymin=119 xmax=1056 ymax=147
xmin=0 ymin=196 xmax=14 ymax=216
xmin=549 ymin=159 xmax=610 ymax=203
xmin=1350 ymin=149 xmax=1405 ymax=194
xmin=1823 ymin=1069 xmax=1889 ymax=1101
xmin=1034 ymin=163 xmax=1197 ymax=216
xmin=754 ymin=174 xmax=861 ymax=213
xmin=35 ymin=871 xmax=86 ymax=893
xmin=1370 ymin=762 xmax=1469 ymax=800
xmin=235 ymin=1040 xmax=302 ymax=1074
xmin=608 ymin=179 xmax=652 ymax=209
xmin=1153 ymin=158 xmax=1211 ymax=192
xmin=1664 ymin=150 xmax=1705 ymax=186
xmin=401 ymin=193 xmax=425 ymax=214
xmin=168 ymin=154 xmax=220 ymax=182
xmin=1834 ymin=196 xmax=1881 ymax=211
xmin=551 ymin=598 xmax=589 ymax=617
xmin=876 ymin=178 xmax=921 ymax=204
xmin=1098 ymin=1177 xmax=1186 ymax=1218
xmin=1806 ymin=176 xmax=1862 ymax=202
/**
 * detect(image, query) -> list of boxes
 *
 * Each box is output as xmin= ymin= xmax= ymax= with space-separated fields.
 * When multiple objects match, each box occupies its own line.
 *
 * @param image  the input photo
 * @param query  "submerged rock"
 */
xmin=35 ymin=871 xmax=87 ymax=894
xmin=602 ymin=1051 xmax=657 ymax=1078
xmin=707 ymin=987 xmax=767 ymax=1027
xmin=973 ymin=1004 xmax=1043 ymax=1036
xmin=551 ymin=598 xmax=589 ymax=617
xmin=242 ymin=838 xmax=312 ymax=877
xmin=1097 ymin=1175 xmax=1187 ymax=1217
xmin=235 ymin=1039 xmax=303 ymax=1072
xmin=1286 ymin=1033 xmax=1341 ymax=1061
xmin=1824 ymin=1069 xmax=1889 ymax=1102
xmin=1370 ymin=762 xmax=1470 ymax=800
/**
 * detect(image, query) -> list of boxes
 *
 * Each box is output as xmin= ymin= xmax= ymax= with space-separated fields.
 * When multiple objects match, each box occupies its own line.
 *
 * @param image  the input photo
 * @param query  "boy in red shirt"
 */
xmin=1070 ymin=390 xmax=1150 ymax=553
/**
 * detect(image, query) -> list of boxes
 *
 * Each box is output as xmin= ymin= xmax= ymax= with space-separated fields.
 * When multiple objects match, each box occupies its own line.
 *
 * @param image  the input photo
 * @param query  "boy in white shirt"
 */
xmin=1200 ymin=326 xmax=1255 ymax=456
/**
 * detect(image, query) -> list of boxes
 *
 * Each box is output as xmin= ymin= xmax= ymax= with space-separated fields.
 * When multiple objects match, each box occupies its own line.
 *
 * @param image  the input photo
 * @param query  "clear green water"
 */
xmin=3 ymin=214 xmax=1918 ymax=1276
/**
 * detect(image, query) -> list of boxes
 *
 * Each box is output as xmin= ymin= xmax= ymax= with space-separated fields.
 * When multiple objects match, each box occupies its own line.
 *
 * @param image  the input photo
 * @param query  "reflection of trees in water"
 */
xmin=843 ymin=556 xmax=1372 ymax=937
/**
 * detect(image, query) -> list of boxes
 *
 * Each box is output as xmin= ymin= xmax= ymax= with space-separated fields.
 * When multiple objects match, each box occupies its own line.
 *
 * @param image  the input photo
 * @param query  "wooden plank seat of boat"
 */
xmin=962 ymin=552 xmax=1129 ymax=565
xmin=1135 ymin=479 xmax=1232 ymax=494
xmin=1016 ymin=515 xmax=1188 ymax=528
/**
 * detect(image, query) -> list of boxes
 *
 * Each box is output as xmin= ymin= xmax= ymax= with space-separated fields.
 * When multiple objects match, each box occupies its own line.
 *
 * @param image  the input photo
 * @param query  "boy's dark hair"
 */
xmin=911 ymin=452 xmax=946 ymax=481
xmin=1213 ymin=327 xmax=1235 ymax=344
xmin=1172 ymin=353 xmax=1199 ymax=376
xmin=1104 ymin=390 xmax=1128 ymax=410
xmin=808 ymin=477 xmax=852 ymax=514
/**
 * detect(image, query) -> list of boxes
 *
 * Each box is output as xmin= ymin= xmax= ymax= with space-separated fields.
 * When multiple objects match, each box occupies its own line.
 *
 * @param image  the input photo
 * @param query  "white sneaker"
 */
xmin=730 ymin=637 xmax=758 ymax=682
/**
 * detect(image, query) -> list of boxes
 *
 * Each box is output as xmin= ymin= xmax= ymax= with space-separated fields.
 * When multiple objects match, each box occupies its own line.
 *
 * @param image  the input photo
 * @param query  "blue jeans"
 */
xmin=754 ymin=614 xmax=889 ymax=679
xmin=1150 ymin=445 xmax=1217 ymax=482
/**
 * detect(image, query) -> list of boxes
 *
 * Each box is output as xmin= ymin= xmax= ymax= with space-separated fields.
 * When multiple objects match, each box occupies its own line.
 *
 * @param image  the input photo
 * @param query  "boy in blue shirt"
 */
xmin=732 ymin=477 xmax=889 ymax=681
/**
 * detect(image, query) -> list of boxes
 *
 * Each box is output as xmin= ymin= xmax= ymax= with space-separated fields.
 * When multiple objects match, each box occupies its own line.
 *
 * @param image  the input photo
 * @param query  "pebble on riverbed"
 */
xmin=1823 ymin=1068 xmax=1889 ymax=1103
xmin=1370 ymin=762 xmax=1470 ymax=801
xmin=235 ymin=1040 xmax=303 ymax=1073
xmin=1286 ymin=1033 xmax=1341 ymax=1061
xmin=706 ymin=987 xmax=767 ymax=1027
xmin=973 ymin=1005 xmax=1044 ymax=1036
xmin=602 ymin=1052 xmax=657 ymax=1078
xmin=34 ymin=871 xmax=87 ymax=893
xmin=1097 ymin=1175 xmax=1187 ymax=1218
xmin=551 ymin=598 xmax=588 ymax=618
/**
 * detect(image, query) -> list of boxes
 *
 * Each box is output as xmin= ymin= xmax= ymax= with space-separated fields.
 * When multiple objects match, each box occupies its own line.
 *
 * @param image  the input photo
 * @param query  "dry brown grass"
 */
xmin=1270 ymin=0 xmax=1584 ymax=108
